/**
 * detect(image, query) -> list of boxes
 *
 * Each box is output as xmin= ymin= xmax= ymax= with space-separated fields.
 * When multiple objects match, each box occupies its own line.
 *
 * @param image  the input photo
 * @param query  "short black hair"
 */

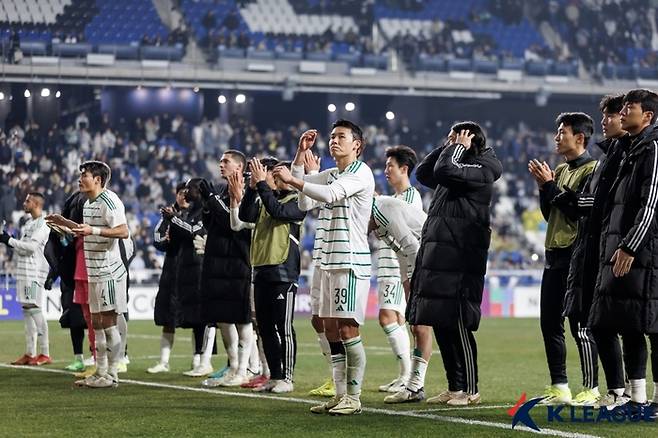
xmin=450 ymin=121 xmax=487 ymax=153
xmin=175 ymin=182 xmax=187 ymax=193
xmin=623 ymin=89 xmax=658 ymax=123
xmin=79 ymin=160 xmax=111 ymax=187
xmin=27 ymin=192 xmax=45 ymax=206
xmin=225 ymin=149 xmax=247 ymax=169
xmin=385 ymin=145 xmax=418 ymax=176
xmin=555 ymin=112 xmax=594 ymax=147
xmin=332 ymin=119 xmax=365 ymax=156
xmin=274 ymin=160 xmax=291 ymax=169
xmin=599 ymin=94 xmax=624 ymax=114
xmin=260 ymin=156 xmax=279 ymax=170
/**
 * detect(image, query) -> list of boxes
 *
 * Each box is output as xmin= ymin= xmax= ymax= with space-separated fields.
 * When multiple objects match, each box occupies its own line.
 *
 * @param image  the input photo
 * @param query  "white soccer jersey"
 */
xmin=376 ymin=187 xmax=423 ymax=282
xmin=9 ymin=215 xmax=50 ymax=285
xmin=83 ymin=189 xmax=128 ymax=283
xmin=295 ymin=160 xmax=375 ymax=279
xmin=372 ymin=196 xmax=426 ymax=281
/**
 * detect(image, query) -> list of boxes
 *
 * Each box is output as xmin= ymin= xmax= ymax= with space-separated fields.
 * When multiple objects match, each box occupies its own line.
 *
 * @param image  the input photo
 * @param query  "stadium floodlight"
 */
xmin=193 ymin=86 xmax=199 ymax=93
xmin=345 ymin=102 xmax=355 ymax=112
xmin=55 ymin=90 xmax=61 ymax=98
xmin=327 ymin=103 xmax=336 ymax=112
xmin=24 ymin=89 xmax=31 ymax=98
xmin=531 ymin=253 xmax=539 ymax=262
xmin=235 ymin=93 xmax=246 ymax=104
xmin=41 ymin=88 xmax=50 ymax=97
xmin=385 ymin=111 xmax=395 ymax=120
xmin=218 ymin=94 xmax=227 ymax=104
xmin=0 ymin=92 xmax=4 ymax=100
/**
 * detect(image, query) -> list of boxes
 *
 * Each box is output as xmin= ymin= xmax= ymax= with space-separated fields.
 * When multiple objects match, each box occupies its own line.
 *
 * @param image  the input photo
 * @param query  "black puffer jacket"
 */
xmin=200 ymin=182 xmax=252 ymax=324
xmin=407 ymin=143 xmax=502 ymax=330
xmin=589 ymin=125 xmax=658 ymax=333
xmin=563 ymin=138 xmax=624 ymax=323
xmin=169 ymin=202 xmax=206 ymax=328
xmin=153 ymin=210 xmax=180 ymax=327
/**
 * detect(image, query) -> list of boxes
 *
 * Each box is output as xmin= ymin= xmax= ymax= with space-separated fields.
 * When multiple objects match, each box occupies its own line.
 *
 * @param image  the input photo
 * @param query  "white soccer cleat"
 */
xmin=85 ymin=374 xmax=118 ymax=388
xmin=310 ymin=395 xmax=342 ymax=414
xmin=219 ymin=372 xmax=249 ymax=387
xmin=446 ymin=392 xmax=481 ymax=406
xmin=271 ymin=380 xmax=294 ymax=394
xmin=328 ymin=395 xmax=362 ymax=415
xmin=183 ymin=364 xmax=213 ymax=377
xmin=378 ymin=377 xmax=407 ymax=393
xmin=384 ymin=387 xmax=425 ymax=404
xmin=147 ymin=363 xmax=170 ymax=374
xmin=426 ymin=389 xmax=464 ymax=404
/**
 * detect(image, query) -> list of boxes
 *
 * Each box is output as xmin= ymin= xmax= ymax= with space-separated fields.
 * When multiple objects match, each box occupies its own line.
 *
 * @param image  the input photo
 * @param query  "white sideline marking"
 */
xmin=407 ymin=404 xmax=514 ymax=413
xmin=0 ymin=364 xmax=600 ymax=438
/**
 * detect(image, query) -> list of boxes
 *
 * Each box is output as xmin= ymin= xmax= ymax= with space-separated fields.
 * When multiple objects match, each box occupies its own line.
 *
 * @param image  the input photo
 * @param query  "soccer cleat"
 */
xmin=219 ymin=372 xmax=249 ymax=387
xmin=595 ymin=391 xmax=631 ymax=410
xmin=271 ymin=380 xmax=294 ymax=394
xmin=147 ymin=363 xmax=170 ymax=374
xmin=75 ymin=374 xmax=98 ymax=387
xmin=308 ymin=378 xmax=336 ymax=397
xmin=83 ymin=356 xmax=96 ymax=367
xmin=241 ymin=374 xmax=269 ymax=389
xmin=570 ymin=388 xmax=600 ymax=406
xmin=85 ymin=374 xmax=118 ymax=388
xmin=538 ymin=385 xmax=572 ymax=405
xmin=201 ymin=377 xmax=224 ymax=388
xmin=648 ymin=402 xmax=658 ymax=420
xmin=384 ymin=387 xmax=425 ymax=404
xmin=446 ymin=392 xmax=481 ymax=406
xmin=253 ymin=380 xmax=277 ymax=392
xmin=11 ymin=354 xmax=35 ymax=365
xmin=28 ymin=354 xmax=53 ymax=366
xmin=65 ymin=359 xmax=85 ymax=372
xmin=426 ymin=389 xmax=464 ymax=404
xmin=116 ymin=361 xmax=128 ymax=374
xmin=182 ymin=364 xmax=213 ymax=377
xmin=75 ymin=366 xmax=97 ymax=378
xmin=205 ymin=365 xmax=230 ymax=379
xmin=328 ymin=395 xmax=362 ymax=415
xmin=310 ymin=395 xmax=342 ymax=414
xmin=378 ymin=377 xmax=407 ymax=393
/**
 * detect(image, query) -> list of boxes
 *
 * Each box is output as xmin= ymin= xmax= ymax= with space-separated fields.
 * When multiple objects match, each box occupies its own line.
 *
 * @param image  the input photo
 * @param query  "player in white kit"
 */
xmin=375 ymin=146 xmax=424 ymax=394
xmin=48 ymin=161 xmax=130 ymax=388
xmin=274 ymin=120 xmax=374 ymax=415
xmin=2 ymin=193 xmax=51 ymax=366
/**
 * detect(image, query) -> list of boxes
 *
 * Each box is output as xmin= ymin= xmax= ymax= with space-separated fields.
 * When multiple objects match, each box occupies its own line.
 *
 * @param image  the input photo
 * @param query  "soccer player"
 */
xmin=562 ymin=95 xmax=629 ymax=408
xmin=589 ymin=89 xmax=658 ymax=412
xmin=376 ymin=146 xmax=423 ymax=394
xmin=274 ymin=119 xmax=375 ymax=415
xmin=368 ymin=195 xmax=427 ymax=403
xmin=408 ymin=122 xmax=502 ymax=406
xmin=49 ymin=160 xmax=130 ymax=388
xmin=528 ymin=113 xmax=599 ymax=405
xmin=2 ymin=192 xmax=51 ymax=366
xmin=239 ymin=157 xmax=307 ymax=393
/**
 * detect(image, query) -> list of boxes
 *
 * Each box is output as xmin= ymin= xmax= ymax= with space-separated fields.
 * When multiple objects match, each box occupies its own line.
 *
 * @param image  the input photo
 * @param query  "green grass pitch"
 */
xmin=1 ymin=318 xmax=655 ymax=437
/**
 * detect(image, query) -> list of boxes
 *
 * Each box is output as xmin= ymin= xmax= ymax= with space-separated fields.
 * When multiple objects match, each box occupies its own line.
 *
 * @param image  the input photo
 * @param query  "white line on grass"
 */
xmin=0 ymin=364 xmax=600 ymax=438
xmin=406 ymin=404 xmax=514 ymax=413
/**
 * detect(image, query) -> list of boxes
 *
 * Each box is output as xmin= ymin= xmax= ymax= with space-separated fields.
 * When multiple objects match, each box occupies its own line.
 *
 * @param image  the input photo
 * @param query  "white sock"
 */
xmin=104 ymin=325 xmax=122 ymax=376
xmin=219 ymin=323 xmax=238 ymax=371
xmin=652 ymin=382 xmax=658 ymax=403
xmin=630 ymin=378 xmax=647 ymax=403
xmin=200 ymin=326 xmax=216 ymax=368
xmin=236 ymin=323 xmax=254 ymax=376
xmin=383 ymin=323 xmax=411 ymax=380
xmin=116 ymin=314 xmax=128 ymax=360
xmin=192 ymin=353 xmax=201 ymax=369
xmin=554 ymin=383 xmax=570 ymax=391
xmin=160 ymin=332 xmax=174 ymax=365
xmin=612 ymin=388 xmax=625 ymax=396
xmin=94 ymin=329 xmax=108 ymax=375
xmin=22 ymin=308 xmax=37 ymax=357
xmin=331 ymin=353 xmax=347 ymax=397
xmin=258 ymin=335 xmax=270 ymax=378
xmin=248 ymin=329 xmax=260 ymax=373
xmin=343 ymin=336 xmax=366 ymax=398
xmin=407 ymin=350 xmax=428 ymax=392
xmin=30 ymin=308 xmax=49 ymax=356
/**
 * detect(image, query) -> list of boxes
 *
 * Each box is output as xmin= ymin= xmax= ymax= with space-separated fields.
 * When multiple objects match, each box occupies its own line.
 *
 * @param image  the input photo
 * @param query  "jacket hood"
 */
xmin=479 ymin=147 xmax=503 ymax=181
xmin=624 ymin=124 xmax=658 ymax=158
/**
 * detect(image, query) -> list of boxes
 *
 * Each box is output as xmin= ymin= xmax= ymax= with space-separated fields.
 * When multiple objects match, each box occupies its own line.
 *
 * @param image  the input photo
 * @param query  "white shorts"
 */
xmin=310 ymin=267 xmax=321 ymax=316
xmin=319 ymin=269 xmax=369 ymax=325
xmin=16 ymin=280 xmax=45 ymax=307
xmin=88 ymin=278 xmax=128 ymax=314
xmin=377 ymin=279 xmax=406 ymax=315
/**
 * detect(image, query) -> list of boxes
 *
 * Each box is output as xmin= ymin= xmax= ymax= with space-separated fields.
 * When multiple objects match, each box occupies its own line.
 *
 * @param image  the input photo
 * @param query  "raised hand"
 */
xmin=455 ymin=129 xmax=476 ymax=150
xmin=272 ymin=165 xmax=294 ymax=184
xmin=528 ymin=159 xmax=554 ymax=186
xmin=303 ymin=150 xmax=321 ymax=173
xmin=250 ymin=157 xmax=267 ymax=183
xmin=298 ymin=129 xmax=318 ymax=152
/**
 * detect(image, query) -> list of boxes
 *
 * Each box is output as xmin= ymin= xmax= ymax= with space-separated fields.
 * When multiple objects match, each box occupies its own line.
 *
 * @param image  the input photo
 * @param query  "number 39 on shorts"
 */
xmin=334 ymin=288 xmax=348 ymax=305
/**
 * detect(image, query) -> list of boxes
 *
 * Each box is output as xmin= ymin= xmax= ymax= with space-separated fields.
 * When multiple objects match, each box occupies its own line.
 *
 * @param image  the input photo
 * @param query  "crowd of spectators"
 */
xmin=0 ymin=108 xmax=566 ymax=282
